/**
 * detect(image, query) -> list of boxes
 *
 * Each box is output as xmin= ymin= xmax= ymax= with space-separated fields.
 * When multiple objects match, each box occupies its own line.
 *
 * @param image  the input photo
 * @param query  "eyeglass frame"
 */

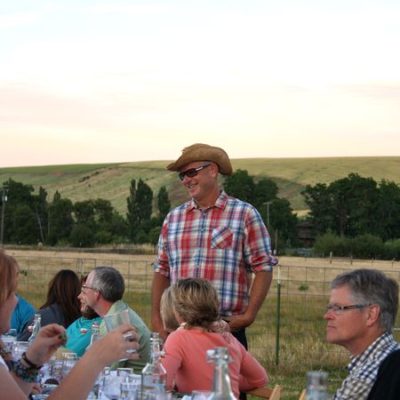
xmin=325 ymin=303 xmax=371 ymax=315
xmin=178 ymin=163 xmax=211 ymax=181
xmin=81 ymin=284 xmax=99 ymax=293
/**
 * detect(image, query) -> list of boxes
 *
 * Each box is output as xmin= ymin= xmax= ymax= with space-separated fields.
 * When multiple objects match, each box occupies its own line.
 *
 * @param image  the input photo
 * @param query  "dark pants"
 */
xmin=231 ymin=328 xmax=248 ymax=400
xmin=231 ymin=327 xmax=248 ymax=349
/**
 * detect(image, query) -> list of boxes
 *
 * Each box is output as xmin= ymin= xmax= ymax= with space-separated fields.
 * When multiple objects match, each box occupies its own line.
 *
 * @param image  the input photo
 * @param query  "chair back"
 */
xmin=298 ymin=389 xmax=306 ymax=400
xmin=246 ymin=384 xmax=281 ymax=399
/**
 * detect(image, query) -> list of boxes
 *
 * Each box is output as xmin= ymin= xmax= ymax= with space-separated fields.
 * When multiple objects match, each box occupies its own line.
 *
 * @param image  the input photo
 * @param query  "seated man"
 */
xmin=325 ymin=268 xmax=399 ymax=399
xmin=80 ymin=266 xmax=151 ymax=373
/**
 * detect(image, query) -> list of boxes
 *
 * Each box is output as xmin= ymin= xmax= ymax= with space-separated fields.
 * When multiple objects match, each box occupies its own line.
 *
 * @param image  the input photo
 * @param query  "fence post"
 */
xmin=275 ymin=264 xmax=281 ymax=366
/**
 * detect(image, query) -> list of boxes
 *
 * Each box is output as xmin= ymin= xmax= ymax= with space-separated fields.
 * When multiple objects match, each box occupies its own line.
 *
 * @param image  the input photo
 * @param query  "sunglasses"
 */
xmin=178 ymin=163 xmax=211 ymax=181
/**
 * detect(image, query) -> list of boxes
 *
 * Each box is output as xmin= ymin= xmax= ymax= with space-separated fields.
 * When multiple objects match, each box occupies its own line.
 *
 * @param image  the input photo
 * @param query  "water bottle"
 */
xmin=28 ymin=313 xmax=42 ymax=343
xmin=141 ymin=332 xmax=167 ymax=399
xmin=306 ymin=371 xmax=328 ymax=400
xmin=88 ymin=322 xmax=101 ymax=348
xmin=207 ymin=347 xmax=236 ymax=400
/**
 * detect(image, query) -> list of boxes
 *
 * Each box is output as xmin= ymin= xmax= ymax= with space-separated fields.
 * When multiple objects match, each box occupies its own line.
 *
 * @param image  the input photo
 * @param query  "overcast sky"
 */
xmin=1 ymin=0 xmax=400 ymax=167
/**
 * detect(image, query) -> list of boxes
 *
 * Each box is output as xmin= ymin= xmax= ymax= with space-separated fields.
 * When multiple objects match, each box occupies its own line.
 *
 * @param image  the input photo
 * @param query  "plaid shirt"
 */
xmin=333 ymin=332 xmax=399 ymax=400
xmin=154 ymin=191 xmax=278 ymax=316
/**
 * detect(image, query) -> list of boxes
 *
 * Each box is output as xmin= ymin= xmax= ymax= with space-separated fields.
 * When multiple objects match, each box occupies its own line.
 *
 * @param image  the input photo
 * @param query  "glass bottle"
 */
xmin=28 ymin=313 xmax=42 ymax=343
xmin=141 ymin=332 xmax=167 ymax=399
xmin=306 ymin=371 xmax=328 ymax=400
xmin=207 ymin=347 xmax=236 ymax=400
xmin=88 ymin=322 xmax=101 ymax=348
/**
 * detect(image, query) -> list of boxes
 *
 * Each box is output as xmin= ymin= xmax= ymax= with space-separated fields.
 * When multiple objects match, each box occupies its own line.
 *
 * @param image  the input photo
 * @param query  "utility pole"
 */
xmin=0 ymin=184 xmax=8 ymax=247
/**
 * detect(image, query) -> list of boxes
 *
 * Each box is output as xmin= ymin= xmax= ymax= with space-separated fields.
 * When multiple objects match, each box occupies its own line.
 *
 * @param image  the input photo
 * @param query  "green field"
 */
xmin=1 ymin=157 xmax=400 ymax=215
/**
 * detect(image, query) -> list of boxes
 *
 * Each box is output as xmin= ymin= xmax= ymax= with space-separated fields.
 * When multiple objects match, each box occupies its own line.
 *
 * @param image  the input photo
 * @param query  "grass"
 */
xmin=1 ymin=157 xmax=400 ymax=215
xmin=9 ymin=249 xmax=400 ymax=399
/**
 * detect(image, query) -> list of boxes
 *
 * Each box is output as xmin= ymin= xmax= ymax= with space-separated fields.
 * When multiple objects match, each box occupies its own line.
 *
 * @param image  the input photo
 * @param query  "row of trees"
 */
xmin=0 ymin=178 xmax=171 ymax=247
xmin=0 ymin=171 xmax=298 ymax=248
xmin=2 ymin=171 xmax=399 ymax=255
xmin=303 ymin=173 xmax=400 ymax=241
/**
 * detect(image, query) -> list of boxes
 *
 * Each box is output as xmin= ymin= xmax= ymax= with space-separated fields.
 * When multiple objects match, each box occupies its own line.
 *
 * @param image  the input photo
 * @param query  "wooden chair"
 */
xmin=246 ymin=384 xmax=282 ymax=400
xmin=298 ymin=389 xmax=306 ymax=400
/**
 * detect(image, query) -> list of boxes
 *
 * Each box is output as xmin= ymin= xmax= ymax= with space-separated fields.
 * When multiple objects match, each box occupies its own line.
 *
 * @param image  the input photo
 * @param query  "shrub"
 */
xmin=383 ymin=239 xmax=400 ymax=260
xmin=349 ymin=234 xmax=384 ymax=259
xmin=313 ymin=232 xmax=350 ymax=257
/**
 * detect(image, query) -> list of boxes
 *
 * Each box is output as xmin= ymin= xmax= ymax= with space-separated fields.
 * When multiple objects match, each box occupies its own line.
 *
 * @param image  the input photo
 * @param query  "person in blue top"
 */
xmin=11 ymin=294 xmax=36 ymax=336
xmin=65 ymin=303 xmax=102 ymax=357
xmin=64 ymin=275 xmax=102 ymax=357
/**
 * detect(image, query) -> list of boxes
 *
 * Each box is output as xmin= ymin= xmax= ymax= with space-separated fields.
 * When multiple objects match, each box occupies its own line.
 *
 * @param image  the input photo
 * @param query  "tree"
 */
xmin=11 ymin=204 xmax=37 ymax=244
xmin=157 ymin=186 xmax=171 ymax=222
xmin=1 ymin=179 xmax=36 ymax=243
xmin=302 ymin=183 xmax=335 ymax=235
xmin=267 ymin=198 xmax=298 ymax=248
xmin=126 ymin=179 xmax=153 ymax=242
xmin=48 ymin=192 xmax=74 ymax=245
xmin=329 ymin=173 xmax=379 ymax=237
xmin=224 ymin=169 xmax=256 ymax=204
xmin=32 ymin=186 xmax=48 ymax=243
xmin=376 ymin=180 xmax=400 ymax=241
xmin=253 ymin=178 xmax=278 ymax=209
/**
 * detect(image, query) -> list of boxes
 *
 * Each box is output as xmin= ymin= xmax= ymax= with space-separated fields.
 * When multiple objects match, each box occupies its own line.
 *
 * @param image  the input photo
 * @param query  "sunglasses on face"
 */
xmin=178 ymin=163 xmax=211 ymax=181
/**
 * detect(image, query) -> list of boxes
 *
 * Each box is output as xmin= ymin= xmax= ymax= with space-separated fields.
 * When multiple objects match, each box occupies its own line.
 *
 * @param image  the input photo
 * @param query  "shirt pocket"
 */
xmin=211 ymin=227 xmax=233 ymax=249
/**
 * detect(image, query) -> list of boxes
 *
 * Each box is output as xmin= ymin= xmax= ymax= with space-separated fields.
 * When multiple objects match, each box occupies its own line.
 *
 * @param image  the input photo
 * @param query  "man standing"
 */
xmin=325 ymin=268 xmax=399 ymax=399
xmin=81 ymin=266 xmax=151 ymax=372
xmin=151 ymin=143 xmax=278 ymax=347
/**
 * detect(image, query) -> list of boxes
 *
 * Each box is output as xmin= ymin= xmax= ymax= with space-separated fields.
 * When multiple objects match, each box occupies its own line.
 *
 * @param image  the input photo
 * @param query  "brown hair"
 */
xmin=171 ymin=278 xmax=219 ymax=330
xmin=160 ymin=287 xmax=179 ymax=333
xmin=41 ymin=269 xmax=81 ymax=326
xmin=0 ymin=250 xmax=19 ymax=307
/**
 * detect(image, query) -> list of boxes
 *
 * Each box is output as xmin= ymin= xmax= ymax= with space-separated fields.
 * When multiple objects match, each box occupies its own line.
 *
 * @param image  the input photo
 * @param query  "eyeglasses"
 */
xmin=178 ymin=163 xmax=211 ymax=181
xmin=81 ymin=284 xmax=98 ymax=293
xmin=325 ymin=303 xmax=370 ymax=314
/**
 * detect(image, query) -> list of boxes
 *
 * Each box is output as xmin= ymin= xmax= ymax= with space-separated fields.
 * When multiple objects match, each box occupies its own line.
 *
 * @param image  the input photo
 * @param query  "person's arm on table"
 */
xmin=2 ymin=324 xmax=66 ymax=399
xmin=49 ymin=324 xmax=139 ymax=400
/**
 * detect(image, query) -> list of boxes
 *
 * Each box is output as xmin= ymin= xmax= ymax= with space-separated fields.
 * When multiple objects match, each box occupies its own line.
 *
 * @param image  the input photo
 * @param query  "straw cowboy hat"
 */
xmin=166 ymin=143 xmax=233 ymax=176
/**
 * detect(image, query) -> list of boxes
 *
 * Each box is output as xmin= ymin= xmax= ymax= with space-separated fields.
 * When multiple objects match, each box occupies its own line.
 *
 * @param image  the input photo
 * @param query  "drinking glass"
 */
xmin=104 ymin=309 xmax=136 ymax=359
xmin=62 ymin=352 xmax=78 ymax=378
xmin=104 ymin=309 xmax=130 ymax=332
xmin=12 ymin=341 xmax=29 ymax=361
xmin=1 ymin=328 xmax=17 ymax=353
xmin=120 ymin=381 xmax=140 ymax=400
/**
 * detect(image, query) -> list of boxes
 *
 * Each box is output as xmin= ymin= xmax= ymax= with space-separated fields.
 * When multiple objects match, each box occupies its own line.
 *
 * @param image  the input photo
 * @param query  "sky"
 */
xmin=1 ymin=0 xmax=400 ymax=168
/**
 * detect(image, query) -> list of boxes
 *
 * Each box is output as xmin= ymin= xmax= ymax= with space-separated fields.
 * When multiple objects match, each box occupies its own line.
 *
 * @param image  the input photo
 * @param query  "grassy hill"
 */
xmin=1 ymin=157 xmax=399 ymax=215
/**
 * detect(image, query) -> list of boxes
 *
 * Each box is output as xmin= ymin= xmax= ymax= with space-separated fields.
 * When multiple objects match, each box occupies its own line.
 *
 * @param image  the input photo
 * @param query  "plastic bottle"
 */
xmin=141 ymin=332 xmax=167 ymax=399
xmin=207 ymin=347 xmax=236 ymax=400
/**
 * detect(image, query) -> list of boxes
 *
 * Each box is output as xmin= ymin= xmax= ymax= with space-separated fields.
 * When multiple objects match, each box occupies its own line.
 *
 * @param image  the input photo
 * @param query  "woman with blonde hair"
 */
xmin=161 ymin=278 xmax=268 ymax=397
xmin=0 ymin=250 xmax=139 ymax=400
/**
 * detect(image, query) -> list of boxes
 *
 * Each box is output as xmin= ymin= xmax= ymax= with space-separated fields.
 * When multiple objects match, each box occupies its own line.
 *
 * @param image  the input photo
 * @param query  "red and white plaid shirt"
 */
xmin=154 ymin=191 xmax=278 ymax=316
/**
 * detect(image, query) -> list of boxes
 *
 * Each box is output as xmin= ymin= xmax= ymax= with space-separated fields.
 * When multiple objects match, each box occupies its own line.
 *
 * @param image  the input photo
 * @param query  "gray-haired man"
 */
xmin=325 ymin=268 xmax=399 ymax=399
xmin=81 ymin=266 xmax=151 ymax=373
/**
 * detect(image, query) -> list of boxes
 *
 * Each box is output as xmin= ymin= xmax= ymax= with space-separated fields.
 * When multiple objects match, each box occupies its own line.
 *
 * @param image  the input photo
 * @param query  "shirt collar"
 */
xmin=348 ymin=332 xmax=394 ymax=372
xmin=186 ymin=190 xmax=228 ymax=212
